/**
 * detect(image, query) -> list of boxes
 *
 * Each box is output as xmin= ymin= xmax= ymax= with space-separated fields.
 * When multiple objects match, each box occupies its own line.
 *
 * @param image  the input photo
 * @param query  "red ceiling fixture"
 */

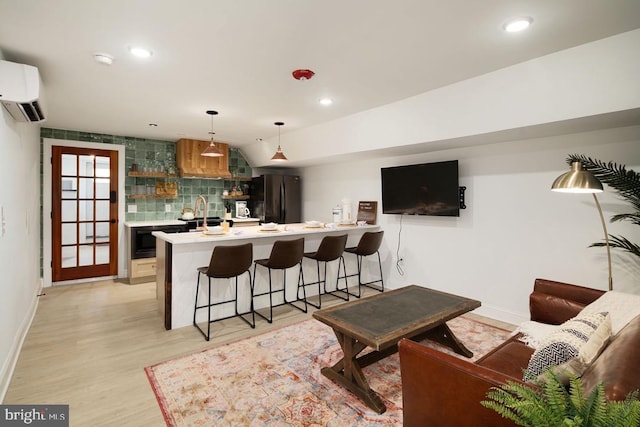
xmin=292 ymin=69 xmax=315 ymax=81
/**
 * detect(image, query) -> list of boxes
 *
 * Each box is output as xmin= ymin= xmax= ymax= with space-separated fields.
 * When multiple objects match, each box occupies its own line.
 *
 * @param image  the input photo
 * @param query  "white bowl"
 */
xmin=204 ymin=226 xmax=224 ymax=235
xmin=261 ymin=222 xmax=278 ymax=230
xmin=305 ymin=220 xmax=323 ymax=227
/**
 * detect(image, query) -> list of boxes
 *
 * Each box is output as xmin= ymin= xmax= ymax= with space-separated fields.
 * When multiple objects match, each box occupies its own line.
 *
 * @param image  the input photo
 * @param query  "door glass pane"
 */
xmin=79 ymin=178 xmax=94 ymax=198
xmin=96 ymin=157 xmax=110 ymax=177
xmin=96 ymin=243 xmax=110 ymax=264
xmin=80 ymin=200 xmax=94 ymax=221
xmin=82 ymin=223 xmax=94 ymax=243
xmin=95 ymin=222 xmax=109 ymax=241
xmin=78 ymin=245 xmax=94 ymax=266
xmin=96 ymin=201 xmax=109 ymax=221
xmin=61 ymin=178 xmax=77 ymax=194
xmin=61 ymin=246 xmax=77 ymax=268
xmin=96 ymin=178 xmax=109 ymax=199
xmin=79 ymin=155 xmax=95 ymax=177
xmin=61 ymin=223 xmax=77 ymax=245
xmin=61 ymin=154 xmax=77 ymax=176
xmin=61 ymin=200 xmax=77 ymax=222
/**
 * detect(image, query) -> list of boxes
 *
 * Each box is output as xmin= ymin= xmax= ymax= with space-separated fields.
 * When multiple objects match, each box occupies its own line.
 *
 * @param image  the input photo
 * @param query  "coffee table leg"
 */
xmin=428 ymin=323 xmax=474 ymax=357
xmin=320 ymin=330 xmax=387 ymax=414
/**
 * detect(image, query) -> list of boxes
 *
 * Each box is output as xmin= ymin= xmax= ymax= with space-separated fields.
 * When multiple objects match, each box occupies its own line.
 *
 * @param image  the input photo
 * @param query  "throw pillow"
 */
xmin=580 ymin=290 xmax=640 ymax=335
xmin=523 ymin=311 xmax=611 ymax=383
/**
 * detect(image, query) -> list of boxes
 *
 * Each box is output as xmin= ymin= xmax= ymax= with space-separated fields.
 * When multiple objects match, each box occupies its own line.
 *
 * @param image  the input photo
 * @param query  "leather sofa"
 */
xmin=398 ymin=278 xmax=640 ymax=427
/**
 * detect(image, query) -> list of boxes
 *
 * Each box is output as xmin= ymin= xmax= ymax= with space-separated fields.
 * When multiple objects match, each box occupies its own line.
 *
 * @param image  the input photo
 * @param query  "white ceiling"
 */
xmin=1 ymin=0 xmax=639 ymax=154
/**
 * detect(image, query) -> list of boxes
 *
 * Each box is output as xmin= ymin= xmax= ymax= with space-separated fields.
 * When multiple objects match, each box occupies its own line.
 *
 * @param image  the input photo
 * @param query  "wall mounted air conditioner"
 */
xmin=0 ymin=60 xmax=46 ymax=123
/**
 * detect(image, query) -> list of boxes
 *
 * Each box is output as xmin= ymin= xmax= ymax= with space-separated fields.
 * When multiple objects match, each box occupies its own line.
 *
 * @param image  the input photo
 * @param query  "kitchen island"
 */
xmin=153 ymin=223 xmax=381 ymax=330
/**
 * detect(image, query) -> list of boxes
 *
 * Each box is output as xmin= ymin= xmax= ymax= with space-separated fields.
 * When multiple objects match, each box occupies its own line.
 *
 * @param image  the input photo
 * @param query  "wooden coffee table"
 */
xmin=312 ymin=285 xmax=481 ymax=413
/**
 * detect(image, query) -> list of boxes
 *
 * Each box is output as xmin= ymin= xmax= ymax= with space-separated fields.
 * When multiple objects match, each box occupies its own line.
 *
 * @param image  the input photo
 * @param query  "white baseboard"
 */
xmin=0 ymin=278 xmax=41 ymax=402
xmin=473 ymin=303 xmax=528 ymax=326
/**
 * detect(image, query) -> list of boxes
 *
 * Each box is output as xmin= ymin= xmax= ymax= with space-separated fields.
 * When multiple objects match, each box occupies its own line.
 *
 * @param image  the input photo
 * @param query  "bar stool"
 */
xmin=344 ymin=231 xmax=385 ymax=298
xmin=302 ymin=234 xmax=349 ymax=309
xmin=193 ymin=243 xmax=254 ymax=341
xmin=252 ymin=238 xmax=307 ymax=323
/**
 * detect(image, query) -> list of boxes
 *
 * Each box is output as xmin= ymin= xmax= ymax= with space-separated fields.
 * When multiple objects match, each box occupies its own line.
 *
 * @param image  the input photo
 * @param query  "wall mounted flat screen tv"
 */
xmin=381 ymin=160 xmax=460 ymax=217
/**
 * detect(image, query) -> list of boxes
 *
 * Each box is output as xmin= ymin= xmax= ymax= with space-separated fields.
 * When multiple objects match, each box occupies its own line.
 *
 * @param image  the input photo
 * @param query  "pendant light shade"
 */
xmin=271 ymin=121 xmax=288 ymax=162
xmin=201 ymin=110 xmax=223 ymax=157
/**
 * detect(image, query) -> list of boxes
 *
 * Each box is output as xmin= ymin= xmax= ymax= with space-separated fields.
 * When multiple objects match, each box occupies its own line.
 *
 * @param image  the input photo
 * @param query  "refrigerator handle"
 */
xmin=280 ymin=181 xmax=285 ymax=221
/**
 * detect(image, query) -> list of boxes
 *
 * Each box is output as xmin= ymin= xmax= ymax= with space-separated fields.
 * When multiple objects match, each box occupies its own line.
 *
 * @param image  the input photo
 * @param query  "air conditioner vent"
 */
xmin=0 ymin=60 xmax=46 ymax=123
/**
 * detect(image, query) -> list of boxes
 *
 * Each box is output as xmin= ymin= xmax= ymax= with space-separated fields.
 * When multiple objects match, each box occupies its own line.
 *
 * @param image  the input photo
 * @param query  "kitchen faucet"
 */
xmin=194 ymin=195 xmax=208 ymax=231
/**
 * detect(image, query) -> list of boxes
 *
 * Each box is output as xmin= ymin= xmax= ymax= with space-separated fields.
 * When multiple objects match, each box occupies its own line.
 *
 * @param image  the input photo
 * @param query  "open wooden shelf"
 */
xmin=128 ymin=172 xmax=179 ymax=178
xmin=127 ymin=194 xmax=178 ymax=200
xmin=221 ymin=195 xmax=250 ymax=200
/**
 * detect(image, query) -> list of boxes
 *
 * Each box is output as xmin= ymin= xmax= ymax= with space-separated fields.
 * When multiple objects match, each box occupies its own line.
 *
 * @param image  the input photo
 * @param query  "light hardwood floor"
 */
xmin=4 ymin=279 xmax=513 ymax=426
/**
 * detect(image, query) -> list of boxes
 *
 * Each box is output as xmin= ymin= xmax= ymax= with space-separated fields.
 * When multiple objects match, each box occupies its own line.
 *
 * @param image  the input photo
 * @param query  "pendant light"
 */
xmin=271 ymin=121 xmax=288 ymax=162
xmin=201 ymin=110 xmax=223 ymax=157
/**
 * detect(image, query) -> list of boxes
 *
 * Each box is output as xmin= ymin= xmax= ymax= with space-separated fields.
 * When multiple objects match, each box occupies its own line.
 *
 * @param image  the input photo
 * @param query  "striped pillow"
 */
xmin=523 ymin=311 xmax=611 ymax=383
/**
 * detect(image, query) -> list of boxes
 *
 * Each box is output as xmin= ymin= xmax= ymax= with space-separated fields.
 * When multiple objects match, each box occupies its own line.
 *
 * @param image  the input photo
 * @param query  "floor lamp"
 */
xmin=551 ymin=161 xmax=613 ymax=291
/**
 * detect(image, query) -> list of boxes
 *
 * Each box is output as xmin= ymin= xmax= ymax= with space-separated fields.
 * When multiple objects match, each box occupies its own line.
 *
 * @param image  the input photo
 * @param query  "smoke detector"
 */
xmin=292 ymin=69 xmax=315 ymax=81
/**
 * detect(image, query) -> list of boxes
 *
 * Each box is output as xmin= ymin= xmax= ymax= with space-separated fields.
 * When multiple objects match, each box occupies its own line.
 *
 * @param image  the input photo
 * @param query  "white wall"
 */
xmin=301 ymin=126 xmax=640 ymax=325
xmin=0 ymin=101 xmax=41 ymax=400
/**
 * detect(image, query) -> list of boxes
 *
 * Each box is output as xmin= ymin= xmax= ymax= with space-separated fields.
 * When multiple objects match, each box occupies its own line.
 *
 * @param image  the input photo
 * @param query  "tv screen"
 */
xmin=381 ymin=160 xmax=460 ymax=217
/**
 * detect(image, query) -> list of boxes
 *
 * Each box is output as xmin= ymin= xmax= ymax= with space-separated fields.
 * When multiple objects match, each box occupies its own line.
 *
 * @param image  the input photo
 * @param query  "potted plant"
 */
xmin=567 ymin=155 xmax=640 ymax=259
xmin=481 ymin=371 xmax=640 ymax=426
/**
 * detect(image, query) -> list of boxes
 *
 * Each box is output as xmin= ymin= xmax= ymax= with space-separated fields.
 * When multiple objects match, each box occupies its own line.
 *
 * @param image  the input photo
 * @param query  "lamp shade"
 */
xmin=271 ymin=121 xmax=288 ymax=162
xmin=201 ymin=141 xmax=223 ymax=157
xmin=201 ymin=110 xmax=223 ymax=157
xmin=271 ymin=146 xmax=288 ymax=161
xmin=551 ymin=161 xmax=603 ymax=193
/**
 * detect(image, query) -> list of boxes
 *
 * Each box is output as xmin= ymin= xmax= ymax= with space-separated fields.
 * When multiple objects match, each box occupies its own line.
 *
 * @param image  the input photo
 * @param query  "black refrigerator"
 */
xmin=249 ymin=175 xmax=301 ymax=224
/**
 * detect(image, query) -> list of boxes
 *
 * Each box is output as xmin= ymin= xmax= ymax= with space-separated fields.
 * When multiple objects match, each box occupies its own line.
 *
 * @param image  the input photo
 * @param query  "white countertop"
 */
xmin=153 ymin=223 xmax=380 ymax=245
xmin=124 ymin=220 xmax=186 ymax=227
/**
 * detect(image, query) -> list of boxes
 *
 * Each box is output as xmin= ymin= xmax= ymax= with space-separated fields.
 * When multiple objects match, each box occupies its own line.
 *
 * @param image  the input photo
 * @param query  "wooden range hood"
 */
xmin=176 ymin=138 xmax=232 ymax=178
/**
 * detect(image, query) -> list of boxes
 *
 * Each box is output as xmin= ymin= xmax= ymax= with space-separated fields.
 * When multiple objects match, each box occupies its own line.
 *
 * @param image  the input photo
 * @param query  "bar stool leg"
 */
xmin=206 ymin=277 xmax=212 ymax=341
xmin=334 ymin=256 xmax=349 ymax=301
xmin=234 ymin=272 xmax=255 ymax=328
xmin=359 ymin=251 xmax=384 ymax=293
xmin=194 ymin=271 xmax=201 ymax=325
xmin=302 ymin=259 xmax=323 ymax=309
xmin=293 ymin=264 xmax=308 ymax=313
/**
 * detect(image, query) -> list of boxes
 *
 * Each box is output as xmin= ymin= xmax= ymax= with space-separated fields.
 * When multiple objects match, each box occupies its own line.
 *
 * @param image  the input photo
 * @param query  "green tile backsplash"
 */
xmin=41 ymin=128 xmax=252 ymax=222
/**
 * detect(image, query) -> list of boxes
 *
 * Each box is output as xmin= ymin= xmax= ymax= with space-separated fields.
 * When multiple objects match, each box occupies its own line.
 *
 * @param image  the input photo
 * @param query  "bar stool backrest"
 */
xmin=354 ymin=231 xmax=384 ymax=256
xmin=207 ymin=243 xmax=253 ymax=278
xmin=314 ymin=234 xmax=348 ymax=262
xmin=265 ymin=238 xmax=305 ymax=269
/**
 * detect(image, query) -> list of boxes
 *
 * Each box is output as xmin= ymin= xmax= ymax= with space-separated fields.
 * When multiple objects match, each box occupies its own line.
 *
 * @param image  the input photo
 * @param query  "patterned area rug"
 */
xmin=145 ymin=316 xmax=511 ymax=426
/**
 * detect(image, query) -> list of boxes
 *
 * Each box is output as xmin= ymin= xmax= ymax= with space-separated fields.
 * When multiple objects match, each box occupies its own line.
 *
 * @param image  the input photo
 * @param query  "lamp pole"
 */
xmin=551 ymin=161 xmax=613 ymax=291
xmin=592 ymin=193 xmax=613 ymax=291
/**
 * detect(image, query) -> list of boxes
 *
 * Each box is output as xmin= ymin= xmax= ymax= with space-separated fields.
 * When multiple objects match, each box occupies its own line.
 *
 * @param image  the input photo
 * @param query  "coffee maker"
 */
xmin=235 ymin=201 xmax=250 ymax=218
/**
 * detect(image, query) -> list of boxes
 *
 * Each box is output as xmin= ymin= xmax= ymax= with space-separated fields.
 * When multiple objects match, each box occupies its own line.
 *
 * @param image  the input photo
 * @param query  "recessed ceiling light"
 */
xmin=93 ymin=53 xmax=114 ymax=65
xmin=319 ymin=98 xmax=333 ymax=106
xmin=129 ymin=46 xmax=153 ymax=58
xmin=503 ymin=17 xmax=533 ymax=33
